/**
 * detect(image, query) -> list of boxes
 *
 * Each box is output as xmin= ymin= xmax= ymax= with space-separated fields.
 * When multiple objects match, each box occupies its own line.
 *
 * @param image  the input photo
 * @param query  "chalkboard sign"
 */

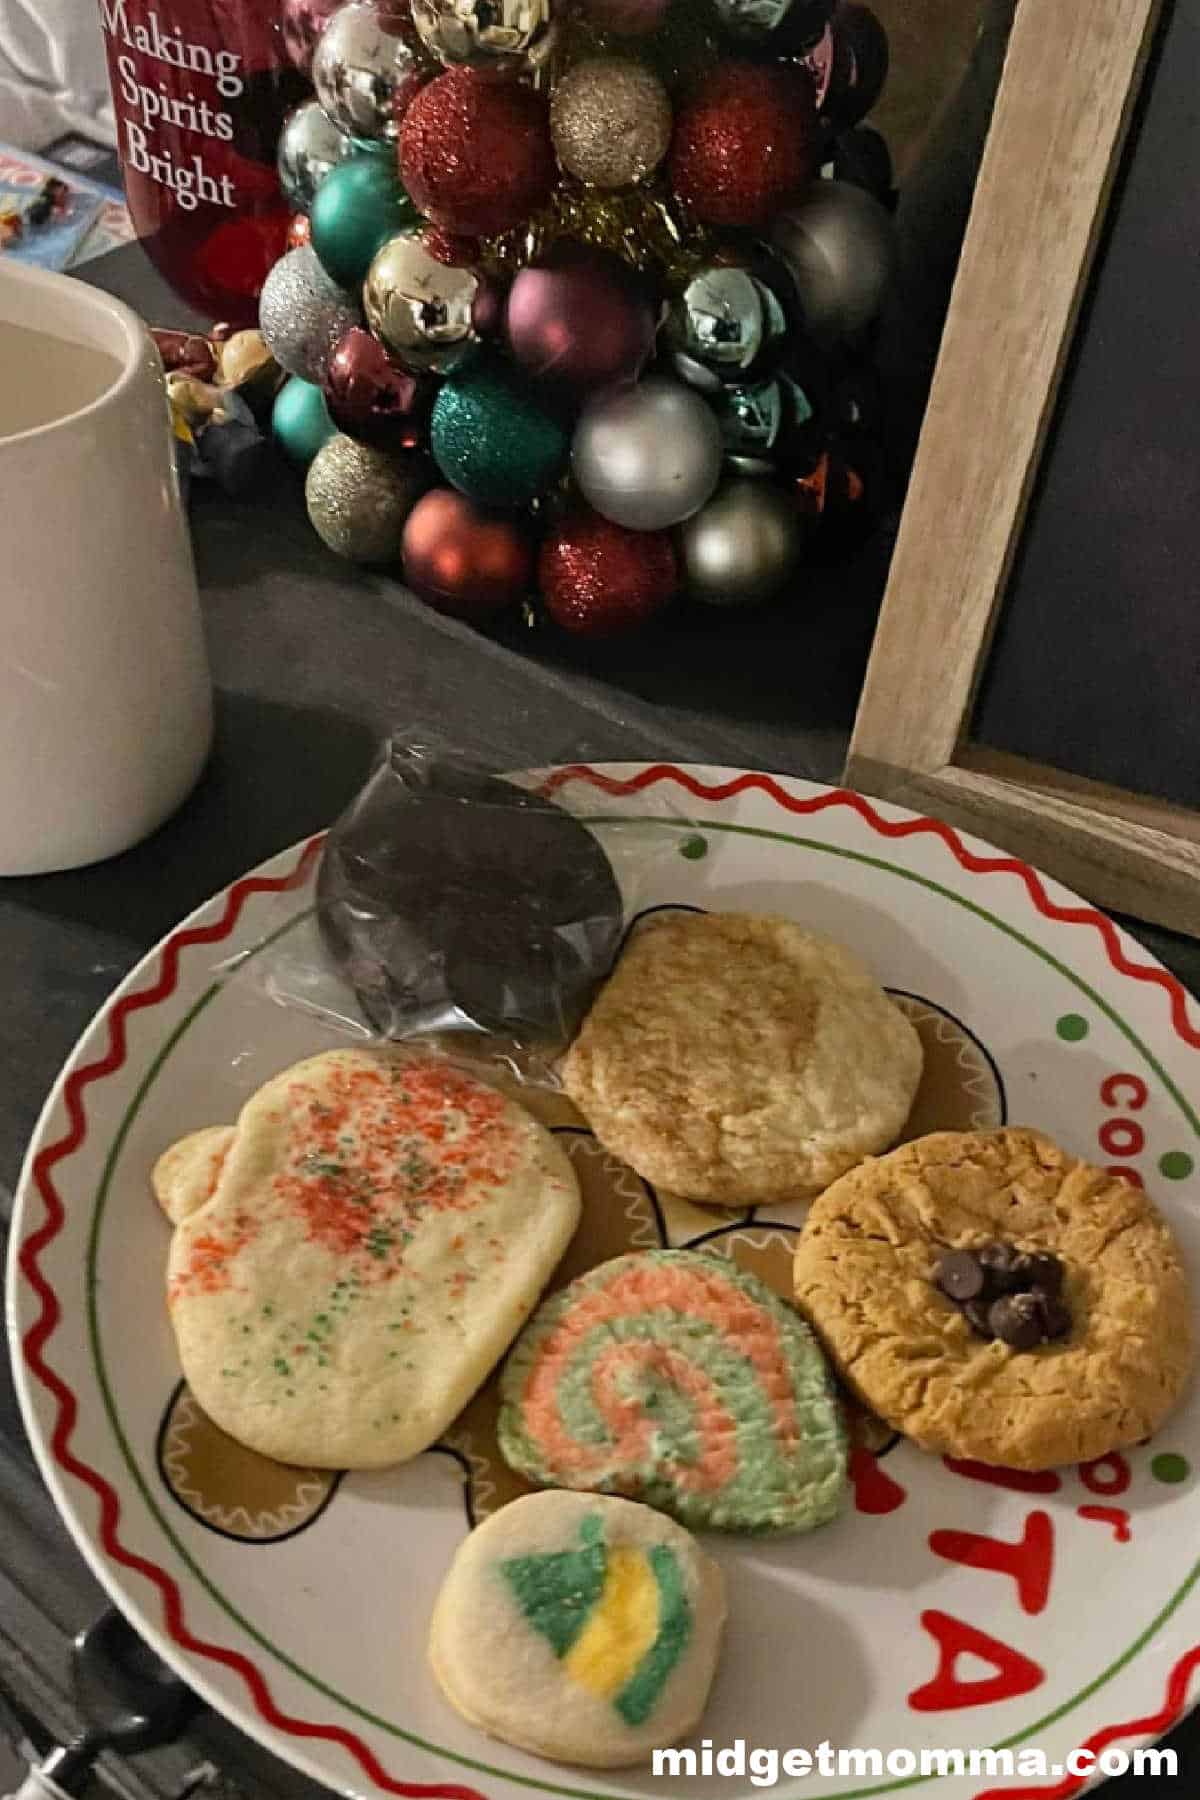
xmin=845 ymin=0 xmax=1199 ymax=938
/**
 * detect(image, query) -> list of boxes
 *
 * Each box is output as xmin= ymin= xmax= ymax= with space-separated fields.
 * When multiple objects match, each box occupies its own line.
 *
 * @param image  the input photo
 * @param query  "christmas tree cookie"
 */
xmin=429 ymin=1491 xmax=725 ymax=1767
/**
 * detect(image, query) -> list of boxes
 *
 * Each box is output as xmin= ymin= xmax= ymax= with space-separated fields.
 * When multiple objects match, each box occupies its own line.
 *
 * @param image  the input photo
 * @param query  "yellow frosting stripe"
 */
xmin=562 ymin=1547 xmax=660 ymax=1700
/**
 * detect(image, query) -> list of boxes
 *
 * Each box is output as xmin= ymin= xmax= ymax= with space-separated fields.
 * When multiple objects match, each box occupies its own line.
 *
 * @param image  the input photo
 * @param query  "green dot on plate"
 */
xmin=1151 ymin=1453 xmax=1190 ymax=1484
xmin=679 ymin=835 xmax=708 ymax=861
xmin=1159 ymin=1151 xmax=1194 ymax=1181
xmin=1056 ymin=1014 xmax=1089 ymax=1042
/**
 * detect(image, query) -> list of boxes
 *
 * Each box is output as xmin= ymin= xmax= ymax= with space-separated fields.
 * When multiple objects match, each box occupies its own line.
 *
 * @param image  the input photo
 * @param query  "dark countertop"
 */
xmin=1 ymin=241 xmax=1195 ymax=1799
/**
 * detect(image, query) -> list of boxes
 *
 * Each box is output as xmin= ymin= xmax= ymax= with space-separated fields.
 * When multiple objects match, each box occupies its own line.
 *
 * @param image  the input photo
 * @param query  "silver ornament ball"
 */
xmin=709 ymin=371 xmax=820 ymax=468
xmin=679 ymin=477 xmax=806 ymax=606
xmin=277 ymin=98 xmax=353 ymax=212
xmin=710 ymin=379 xmax=788 ymax=461
xmin=313 ymin=0 xmax=426 ymax=142
xmin=258 ymin=245 xmax=361 ymax=382
xmin=572 ymin=377 xmax=722 ymax=532
xmin=306 ymin=435 xmax=429 ymax=563
xmin=363 ymin=233 xmax=484 ymax=375
xmin=411 ymin=0 xmax=557 ymax=76
xmin=771 ymin=178 xmax=897 ymax=346
xmin=665 ymin=264 xmax=790 ymax=392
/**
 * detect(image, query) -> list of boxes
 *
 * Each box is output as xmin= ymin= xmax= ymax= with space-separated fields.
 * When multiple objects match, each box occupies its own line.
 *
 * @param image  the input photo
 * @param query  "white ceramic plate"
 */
xmin=8 ymin=765 xmax=1200 ymax=1800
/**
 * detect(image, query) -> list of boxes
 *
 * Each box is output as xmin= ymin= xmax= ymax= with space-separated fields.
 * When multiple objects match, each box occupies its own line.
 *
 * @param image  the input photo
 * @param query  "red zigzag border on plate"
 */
xmin=16 ymin=771 xmax=1200 ymax=1800
xmin=973 ymin=1647 xmax=1200 ymax=1800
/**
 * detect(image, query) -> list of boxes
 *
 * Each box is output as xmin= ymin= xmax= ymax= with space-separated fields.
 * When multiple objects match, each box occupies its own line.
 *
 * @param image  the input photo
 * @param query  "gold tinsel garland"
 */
xmin=480 ymin=183 xmax=716 ymax=291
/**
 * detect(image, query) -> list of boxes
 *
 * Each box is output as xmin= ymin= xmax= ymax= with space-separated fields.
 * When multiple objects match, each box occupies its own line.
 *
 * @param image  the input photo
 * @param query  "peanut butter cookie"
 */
xmin=793 ymin=1128 xmax=1194 ymax=1470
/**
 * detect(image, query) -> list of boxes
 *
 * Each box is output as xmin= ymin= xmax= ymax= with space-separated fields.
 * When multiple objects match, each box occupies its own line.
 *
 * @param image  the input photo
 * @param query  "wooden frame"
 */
xmin=845 ymin=0 xmax=1200 ymax=938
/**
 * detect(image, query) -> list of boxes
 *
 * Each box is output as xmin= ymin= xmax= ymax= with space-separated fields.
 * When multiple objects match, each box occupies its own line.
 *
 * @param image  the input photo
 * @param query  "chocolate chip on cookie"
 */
xmin=1035 ymin=1289 xmax=1072 ymax=1340
xmin=988 ymin=1292 xmax=1044 ymax=1351
xmin=935 ymin=1249 xmax=985 ymax=1302
xmin=977 ymin=1242 xmax=1025 ymax=1294
xmin=1019 ymin=1251 xmax=1064 ymax=1295
xmin=933 ymin=1240 xmax=1070 ymax=1348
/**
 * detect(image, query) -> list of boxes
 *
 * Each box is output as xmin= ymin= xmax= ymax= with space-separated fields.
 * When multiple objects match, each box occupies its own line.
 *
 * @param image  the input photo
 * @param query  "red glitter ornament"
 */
xmin=422 ymin=225 xmax=483 ymax=267
xmin=398 ymin=70 xmax=555 ymax=239
xmin=539 ymin=510 xmax=678 ymax=639
xmin=668 ymin=61 xmax=818 ymax=231
xmin=403 ymin=489 xmax=533 ymax=620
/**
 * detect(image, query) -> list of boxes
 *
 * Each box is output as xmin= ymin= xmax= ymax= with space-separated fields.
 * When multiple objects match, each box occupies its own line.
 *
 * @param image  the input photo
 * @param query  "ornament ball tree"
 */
xmin=262 ymin=0 xmax=900 ymax=637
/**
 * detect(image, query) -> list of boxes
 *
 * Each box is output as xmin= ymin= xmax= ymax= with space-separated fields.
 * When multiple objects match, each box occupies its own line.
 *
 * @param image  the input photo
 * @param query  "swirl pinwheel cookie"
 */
xmin=498 ymin=1250 xmax=847 ymax=1533
xmin=562 ymin=911 xmax=923 ymax=1206
xmin=429 ymin=1491 xmax=726 ymax=1768
xmin=163 ymin=1049 xmax=581 ymax=1469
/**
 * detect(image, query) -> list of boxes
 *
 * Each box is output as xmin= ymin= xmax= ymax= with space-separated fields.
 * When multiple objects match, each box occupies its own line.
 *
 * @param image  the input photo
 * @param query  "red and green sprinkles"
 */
xmin=172 ymin=1057 xmax=522 ymax=1401
xmin=498 ymin=1251 xmax=848 ymax=1535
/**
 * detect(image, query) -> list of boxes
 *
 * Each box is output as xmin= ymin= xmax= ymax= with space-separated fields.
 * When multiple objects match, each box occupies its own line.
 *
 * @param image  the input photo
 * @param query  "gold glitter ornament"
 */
xmin=482 ymin=183 xmax=713 ymax=291
xmin=305 ymin=435 xmax=430 ymax=563
xmin=550 ymin=56 xmax=672 ymax=190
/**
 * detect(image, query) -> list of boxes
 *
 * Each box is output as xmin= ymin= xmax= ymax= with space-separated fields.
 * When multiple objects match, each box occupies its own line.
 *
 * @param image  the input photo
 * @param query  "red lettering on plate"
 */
xmin=849 ymin=1446 xmax=907 ymax=1514
xmin=1106 ymin=1166 xmax=1144 ymax=1188
xmin=1079 ymin=1452 xmax=1132 ymax=1496
xmin=929 ymin=1510 xmax=1053 ymax=1615
xmin=908 ymin=1611 xmax=1045 ymax=1712
xmin=1078 ymin=1504 xmax=1132 ymax=1543
xmin=1100 ymin=1074 xmax=1148 ymax=1110
xmin=944 ymin=1456 xmax=1062 ymax=1494
xmin=1098 ymin=1118 xmax=1145 ymax=1159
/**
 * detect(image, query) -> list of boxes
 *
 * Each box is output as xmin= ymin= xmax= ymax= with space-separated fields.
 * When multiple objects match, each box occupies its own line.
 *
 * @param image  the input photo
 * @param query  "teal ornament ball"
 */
xmin=430 ymin=361 xmax=569 ymax=508
xmin=272 ymin=376 xmax=337 ymax=466
xmin=310 ymin=155 xmax=419 ymax=290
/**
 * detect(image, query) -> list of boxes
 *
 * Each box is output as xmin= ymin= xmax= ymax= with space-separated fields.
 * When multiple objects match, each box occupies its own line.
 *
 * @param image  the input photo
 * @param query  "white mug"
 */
xmin=0 ymin=261 xmax=212 ymax=875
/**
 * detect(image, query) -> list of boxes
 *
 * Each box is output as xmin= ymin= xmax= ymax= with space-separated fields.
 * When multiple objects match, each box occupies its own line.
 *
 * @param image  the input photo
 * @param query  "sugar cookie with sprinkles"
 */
xmin=498 ymin=1250 xmax=847 ymax=1533
xmin=164 ymin=1050 xmax=581 ymax=1469
xmin=429 ymin=1490 xmax=726 ymax=1768
xmin=562 ymin=911 xmax=923 ymax=1206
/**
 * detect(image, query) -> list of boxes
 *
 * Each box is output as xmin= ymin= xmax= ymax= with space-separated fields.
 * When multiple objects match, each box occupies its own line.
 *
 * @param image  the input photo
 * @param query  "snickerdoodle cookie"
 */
xmin=793 ymin=1128 xmax=1194 ymax=1470
xmin=561 ymin=912 xmax=923 ymax=1207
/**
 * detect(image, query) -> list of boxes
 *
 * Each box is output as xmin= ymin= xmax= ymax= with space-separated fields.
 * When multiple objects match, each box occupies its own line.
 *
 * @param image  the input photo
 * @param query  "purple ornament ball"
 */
xmin=505 ymin=250 xmax=657 ymax=395
xmin=324 ymin=327 xmax=430 ymax=449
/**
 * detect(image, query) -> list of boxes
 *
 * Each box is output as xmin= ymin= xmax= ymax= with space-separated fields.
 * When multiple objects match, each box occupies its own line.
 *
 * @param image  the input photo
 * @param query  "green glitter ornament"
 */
xmin=310 ymin=155 xmax=419 ymax=291
xmin=272 ymin=376 xmax=337 ymax=467
xmin=430 ymin=360 xmax=570 ymax=509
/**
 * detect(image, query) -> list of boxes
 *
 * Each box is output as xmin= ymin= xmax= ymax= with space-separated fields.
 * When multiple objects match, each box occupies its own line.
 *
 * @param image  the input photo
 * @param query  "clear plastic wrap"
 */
xmin=216 ymin=736 xmax=694 ymax=1084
